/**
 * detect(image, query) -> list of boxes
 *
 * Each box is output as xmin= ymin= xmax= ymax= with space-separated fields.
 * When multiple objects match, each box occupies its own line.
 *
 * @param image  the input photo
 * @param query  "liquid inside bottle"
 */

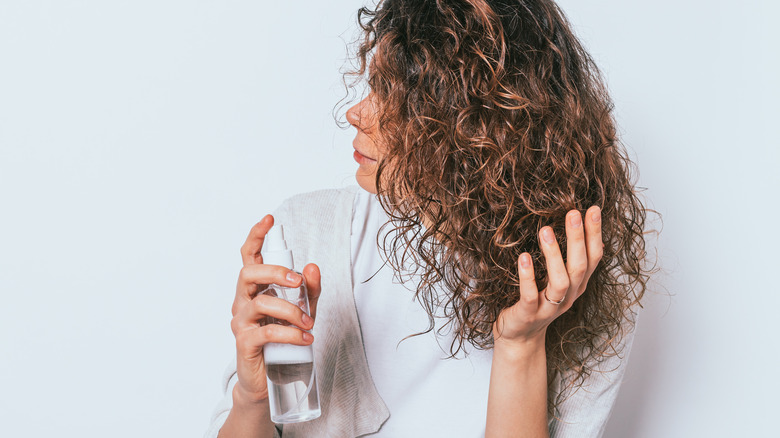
xmin=262 ymin=284 xmax=321 ymax=423
xmin=266 ymin=361 xmax=321 ymax=423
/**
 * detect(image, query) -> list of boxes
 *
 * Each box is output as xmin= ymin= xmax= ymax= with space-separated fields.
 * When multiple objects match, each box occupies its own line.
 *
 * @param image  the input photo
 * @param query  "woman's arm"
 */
xmin=485 ymin=206 xmax=604 ymax=438
xmin=217 ymin=384 xmax=277 ymax=438
xmin=203 ymin=359 xmax=282 ymax=438
xmin=486 ymin=337 xmax=549 ymax=437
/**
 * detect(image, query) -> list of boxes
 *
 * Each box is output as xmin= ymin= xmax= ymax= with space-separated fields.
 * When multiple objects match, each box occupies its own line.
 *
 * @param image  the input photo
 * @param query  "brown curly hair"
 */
xmin=341 ymin=0 xmax=657 ymax=413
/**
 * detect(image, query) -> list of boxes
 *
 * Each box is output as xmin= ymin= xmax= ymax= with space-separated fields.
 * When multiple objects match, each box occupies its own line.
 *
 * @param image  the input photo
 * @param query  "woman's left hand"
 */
xmin=492 ymin=206 xmax=604 ymax=348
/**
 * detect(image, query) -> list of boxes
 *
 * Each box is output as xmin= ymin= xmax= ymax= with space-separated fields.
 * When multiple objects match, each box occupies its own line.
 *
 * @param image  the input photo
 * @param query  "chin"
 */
xmin=355 ymin=172 xmax=378 ymax=194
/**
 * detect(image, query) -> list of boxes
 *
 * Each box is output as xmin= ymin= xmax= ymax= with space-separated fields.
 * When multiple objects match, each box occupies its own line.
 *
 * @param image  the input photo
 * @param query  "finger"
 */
xmin=516 ymin=252 xmax=539 ymax=314
xmin=539 ymin=226 xmax=570 ymax=308
xmin=235 ymin=323 xmax=314 ymax=358
xmin=494 ymin=253 xmax=539 ymax=342
xmin=233 ymin=294 xmax=315 ymax=333
xmin=302 ymin=263 xmax=322 ymax=320
xmin=565 ymin=210 xmax=588 ymax=296
xmin=579 ymin=205 xmax=604 ymax=296
xmin=240 ymin=214 xmax=274 ymax=266
xmin=232 ymin=264 xmax=304 ymax=316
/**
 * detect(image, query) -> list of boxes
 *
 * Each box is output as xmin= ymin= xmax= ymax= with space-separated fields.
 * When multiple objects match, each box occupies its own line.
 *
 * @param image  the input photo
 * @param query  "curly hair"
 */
xmin=341 ymin=0 xmax=656 ymax=414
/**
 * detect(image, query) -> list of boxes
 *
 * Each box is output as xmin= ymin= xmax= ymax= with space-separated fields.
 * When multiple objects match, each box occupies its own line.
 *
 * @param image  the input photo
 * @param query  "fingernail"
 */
xmin=569 ymin=212 xmax=582 ymax=228
xmin=301 ymin=313 xmax=313 ymax=326
xmin=520 ymin=253 xmax=532 ymax=269
xmin=302 ymin=332 xmax=314 ymax=343
xmin=542 ymin=227 xmax=555 ymax=244
xmin=286 ymin=272 xmax=302 ymax=284
xmin=592 ymin=207 xmax=601 ymax=223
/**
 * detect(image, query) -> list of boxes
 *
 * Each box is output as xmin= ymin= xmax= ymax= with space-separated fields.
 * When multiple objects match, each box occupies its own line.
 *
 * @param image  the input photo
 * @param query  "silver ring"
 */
xmin=543 ymin=290 xmax=565 ymax=305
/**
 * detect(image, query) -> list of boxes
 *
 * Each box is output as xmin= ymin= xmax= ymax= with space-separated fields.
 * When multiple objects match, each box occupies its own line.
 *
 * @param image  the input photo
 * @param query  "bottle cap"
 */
xmin=262 ymin=225 xmax=294 ymax=269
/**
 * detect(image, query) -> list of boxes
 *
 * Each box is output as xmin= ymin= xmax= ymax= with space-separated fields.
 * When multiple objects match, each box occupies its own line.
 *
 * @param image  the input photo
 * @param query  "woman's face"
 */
xmin=346 ymin=94 xmax=384 ymax=194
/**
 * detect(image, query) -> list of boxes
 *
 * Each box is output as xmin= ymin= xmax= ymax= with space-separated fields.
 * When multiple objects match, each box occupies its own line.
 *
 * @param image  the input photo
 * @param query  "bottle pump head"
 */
xmin=263 ymin=225 xmax=294 ymax=269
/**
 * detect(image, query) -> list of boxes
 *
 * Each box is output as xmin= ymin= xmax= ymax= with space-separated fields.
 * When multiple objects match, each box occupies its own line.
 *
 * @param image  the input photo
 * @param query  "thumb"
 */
xmin=302 ymin=263 xmax=322 ymax=320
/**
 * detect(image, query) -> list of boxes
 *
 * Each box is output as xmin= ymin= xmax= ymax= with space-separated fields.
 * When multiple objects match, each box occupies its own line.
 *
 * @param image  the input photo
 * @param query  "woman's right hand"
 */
xmin=230 ymin=214 xmax=322 ymax=405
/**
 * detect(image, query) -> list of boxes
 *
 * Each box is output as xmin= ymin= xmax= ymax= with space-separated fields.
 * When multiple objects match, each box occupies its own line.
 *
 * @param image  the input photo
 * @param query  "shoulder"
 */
xmin=272 ymin=185 xmax=360 ymax=223
xmin=284 ymin=185 xmax=360 ymax=205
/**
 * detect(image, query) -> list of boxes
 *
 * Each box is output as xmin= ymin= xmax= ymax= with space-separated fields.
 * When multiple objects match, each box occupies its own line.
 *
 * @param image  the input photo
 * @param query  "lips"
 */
xmin=353 ymin=147 xmax=376 ymax=161
xmin=353 ymin=149 xmax=377 ymax=165
xmin=352 ymin=135 xmax=377 ymax=162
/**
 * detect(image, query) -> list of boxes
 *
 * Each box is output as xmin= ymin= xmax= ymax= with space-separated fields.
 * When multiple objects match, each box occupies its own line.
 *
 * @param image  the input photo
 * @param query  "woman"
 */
xmin=206 ymin=0 xmax=651 ymax=437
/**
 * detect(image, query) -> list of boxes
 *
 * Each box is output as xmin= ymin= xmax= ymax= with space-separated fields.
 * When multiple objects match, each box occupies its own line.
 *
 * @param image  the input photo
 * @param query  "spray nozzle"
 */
xmin=262 ymin=225 xmax=295 ymax=270
xmin=266 ymin=225 xmax=288 ymax=251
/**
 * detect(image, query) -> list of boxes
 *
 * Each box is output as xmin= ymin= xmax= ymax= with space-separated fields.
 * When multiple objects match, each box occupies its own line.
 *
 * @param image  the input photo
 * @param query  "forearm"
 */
xmin=217 ymin=386 xmax=277 ymax=438
xmin=485 ymin=337 xmax=549 ymax=438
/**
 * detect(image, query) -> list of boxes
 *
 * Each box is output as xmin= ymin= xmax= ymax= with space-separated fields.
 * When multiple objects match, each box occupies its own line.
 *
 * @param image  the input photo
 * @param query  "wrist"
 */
xmin=233 ymin=383 xmax=271 ymax=409
xmin=222 ymin=384 xmax=276 ymax=438
xmin=493 ymin=333 xmax=546 ymax=362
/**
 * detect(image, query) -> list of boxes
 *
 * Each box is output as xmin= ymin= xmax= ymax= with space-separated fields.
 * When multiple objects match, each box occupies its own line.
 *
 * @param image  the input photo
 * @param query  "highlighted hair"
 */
xmin=342 ymin=0 xmax=658 ymax=413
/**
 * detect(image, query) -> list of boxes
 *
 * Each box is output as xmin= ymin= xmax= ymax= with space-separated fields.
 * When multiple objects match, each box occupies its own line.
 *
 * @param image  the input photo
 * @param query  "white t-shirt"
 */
xmin=350 ymin=189 xmax=493 ymax=437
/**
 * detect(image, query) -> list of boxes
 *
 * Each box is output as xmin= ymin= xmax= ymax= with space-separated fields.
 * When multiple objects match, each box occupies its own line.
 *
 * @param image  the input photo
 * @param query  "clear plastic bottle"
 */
xmin=261 ymin=225 xmax=321 ymax=423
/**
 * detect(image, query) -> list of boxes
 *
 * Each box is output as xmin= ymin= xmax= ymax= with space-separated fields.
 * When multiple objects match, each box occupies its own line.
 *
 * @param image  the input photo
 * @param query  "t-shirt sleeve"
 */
xmin=548 ymin=311 xmax=640 ymax=438
xmin=202 ymin=357 xmax=238 ymax=438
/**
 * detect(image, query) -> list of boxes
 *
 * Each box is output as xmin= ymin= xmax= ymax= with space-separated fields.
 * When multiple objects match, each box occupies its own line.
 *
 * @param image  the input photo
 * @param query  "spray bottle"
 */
xmin=261 ymin=225 xmax=321 ymax=423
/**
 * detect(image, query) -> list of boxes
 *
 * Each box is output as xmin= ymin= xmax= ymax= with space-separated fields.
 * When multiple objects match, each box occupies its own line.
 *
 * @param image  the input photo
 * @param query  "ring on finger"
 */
xmin=543 ymin=290 xmax=565 ymax=305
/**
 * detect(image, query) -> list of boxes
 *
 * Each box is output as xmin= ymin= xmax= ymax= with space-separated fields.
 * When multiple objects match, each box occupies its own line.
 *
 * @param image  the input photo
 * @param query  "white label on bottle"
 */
xmin=263 ymin=342 xmax=314 ymax=364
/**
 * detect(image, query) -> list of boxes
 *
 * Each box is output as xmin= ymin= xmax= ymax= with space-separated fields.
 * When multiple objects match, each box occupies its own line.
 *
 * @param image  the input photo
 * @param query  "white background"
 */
xmin=0 ymin=1 xmax=777 ymax=437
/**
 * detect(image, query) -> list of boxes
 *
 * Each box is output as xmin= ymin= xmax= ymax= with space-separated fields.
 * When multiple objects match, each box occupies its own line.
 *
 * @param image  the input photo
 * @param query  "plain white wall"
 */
xmin=0 ymin=1 xmax=777 ymax=437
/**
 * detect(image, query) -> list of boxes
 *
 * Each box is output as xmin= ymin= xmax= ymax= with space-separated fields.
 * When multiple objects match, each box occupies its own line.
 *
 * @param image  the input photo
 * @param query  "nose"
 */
xmin=346 ymin=95 xmax=374 ymax=133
